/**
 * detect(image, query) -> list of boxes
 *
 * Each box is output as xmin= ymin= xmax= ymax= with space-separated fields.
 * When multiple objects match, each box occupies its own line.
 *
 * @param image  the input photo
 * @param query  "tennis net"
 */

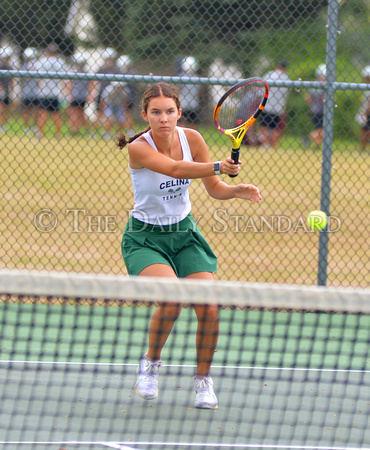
xmin=0 ymin=269 xmax=369 ymax=449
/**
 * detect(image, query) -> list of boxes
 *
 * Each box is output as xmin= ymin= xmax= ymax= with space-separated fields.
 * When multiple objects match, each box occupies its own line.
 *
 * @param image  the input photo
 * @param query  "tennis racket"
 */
xmin=213 ymin=78 xmax=269 ymax=177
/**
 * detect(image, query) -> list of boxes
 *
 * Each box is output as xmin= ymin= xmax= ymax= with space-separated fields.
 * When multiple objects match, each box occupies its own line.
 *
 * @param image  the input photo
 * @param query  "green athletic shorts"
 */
xmin=121 ymin=214 xmax=217 ymax=277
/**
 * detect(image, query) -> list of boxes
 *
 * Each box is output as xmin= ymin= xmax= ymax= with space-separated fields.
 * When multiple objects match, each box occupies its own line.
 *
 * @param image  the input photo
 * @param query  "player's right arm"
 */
xmin=128 ymin=135 xmax=239 ymax=179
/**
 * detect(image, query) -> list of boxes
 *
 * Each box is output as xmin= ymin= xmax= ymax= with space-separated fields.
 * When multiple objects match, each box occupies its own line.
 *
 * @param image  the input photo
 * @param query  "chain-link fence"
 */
xmin=0 ymin=0 xmax=369 ymax=287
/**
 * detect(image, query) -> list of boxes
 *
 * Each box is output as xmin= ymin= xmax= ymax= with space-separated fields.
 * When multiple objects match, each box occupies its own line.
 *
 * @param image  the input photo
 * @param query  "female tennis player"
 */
xmin=116 ymin=82 xmax=262 ymax=409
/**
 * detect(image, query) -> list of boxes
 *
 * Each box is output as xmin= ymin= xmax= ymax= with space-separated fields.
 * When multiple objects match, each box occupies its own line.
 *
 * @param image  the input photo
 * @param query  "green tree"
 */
xmin=89 ymin=0 xmax=129 ymax=52
xmin=0 ymin=0 xmax=73 ymax=55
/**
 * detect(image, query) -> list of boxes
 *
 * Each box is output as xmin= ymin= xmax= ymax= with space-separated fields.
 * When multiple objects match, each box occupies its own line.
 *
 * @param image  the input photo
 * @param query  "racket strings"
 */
xmin=217 ymin=85 xmax=265 ymax=131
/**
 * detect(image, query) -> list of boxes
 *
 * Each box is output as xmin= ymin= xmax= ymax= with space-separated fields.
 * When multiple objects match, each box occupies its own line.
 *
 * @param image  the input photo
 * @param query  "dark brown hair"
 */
xmin=115 ymin=82 xmax=181 ymax=149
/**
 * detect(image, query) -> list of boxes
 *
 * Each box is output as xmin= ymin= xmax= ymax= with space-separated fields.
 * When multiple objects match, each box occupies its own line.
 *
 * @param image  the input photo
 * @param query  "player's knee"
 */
xmin=161 ymin=302 xmax=183 ymax=321
xmin=196 ymin=304 xmax=219 ymax=323
xmin=207 ymin=305 xmax=219 ymax=322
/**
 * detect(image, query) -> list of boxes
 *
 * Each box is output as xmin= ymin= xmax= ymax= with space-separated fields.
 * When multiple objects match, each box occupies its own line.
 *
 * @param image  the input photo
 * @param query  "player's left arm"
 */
xmin=186 ymin=129 xmax=262 ymax=203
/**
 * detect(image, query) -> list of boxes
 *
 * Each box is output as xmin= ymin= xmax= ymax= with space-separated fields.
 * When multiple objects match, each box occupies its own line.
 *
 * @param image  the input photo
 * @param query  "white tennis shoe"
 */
xmin=133 ymin=357 xmax=162 ymax=400
xmin=194 ymin=375 xmax=218 ymax=409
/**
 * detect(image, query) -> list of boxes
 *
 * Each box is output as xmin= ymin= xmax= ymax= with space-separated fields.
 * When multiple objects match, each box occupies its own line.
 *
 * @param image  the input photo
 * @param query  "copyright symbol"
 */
xmin=33 ymin=209 xmax=58 ymax=232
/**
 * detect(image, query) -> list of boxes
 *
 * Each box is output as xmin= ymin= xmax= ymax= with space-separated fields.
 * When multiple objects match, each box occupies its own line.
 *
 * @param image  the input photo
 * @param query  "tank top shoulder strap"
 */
xmin=142 ymin=128 xmax=193 ymax=161
xmin=142 ymin=131 xmax=158 ymax=151
xmin=176 ymin=126 xmax=193 ymax=162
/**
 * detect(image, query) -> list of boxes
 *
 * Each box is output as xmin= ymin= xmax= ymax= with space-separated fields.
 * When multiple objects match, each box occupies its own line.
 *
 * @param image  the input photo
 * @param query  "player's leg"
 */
xmin=140 ymin=264 xmax=183 ymax=360
xmin=134 ymin=263 xmax=182 ymax=400
xmin=186 ymin=271 xmax=219 ymax=376
xmin=186 ymin=271 xmax=219 ymax=409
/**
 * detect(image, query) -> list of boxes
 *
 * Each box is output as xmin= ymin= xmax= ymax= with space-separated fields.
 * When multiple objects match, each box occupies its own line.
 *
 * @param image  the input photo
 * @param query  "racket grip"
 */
xmin=229 ymin=149 xmax=240 ymax=178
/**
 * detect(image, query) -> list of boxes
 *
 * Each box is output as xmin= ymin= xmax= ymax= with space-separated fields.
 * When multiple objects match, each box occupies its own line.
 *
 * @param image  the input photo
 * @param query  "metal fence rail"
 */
xmin=0 ymin=0 xmax=368 ymax=287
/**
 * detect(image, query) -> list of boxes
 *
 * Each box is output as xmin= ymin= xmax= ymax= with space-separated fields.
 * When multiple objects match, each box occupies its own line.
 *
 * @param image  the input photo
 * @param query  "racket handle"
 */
xmin=229 ymin=148 xmax=240 ymax=178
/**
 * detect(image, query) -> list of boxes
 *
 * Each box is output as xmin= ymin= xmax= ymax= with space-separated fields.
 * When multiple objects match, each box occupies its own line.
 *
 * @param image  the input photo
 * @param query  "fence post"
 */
xmin=318 ymin=0 xmax=339 ymax=286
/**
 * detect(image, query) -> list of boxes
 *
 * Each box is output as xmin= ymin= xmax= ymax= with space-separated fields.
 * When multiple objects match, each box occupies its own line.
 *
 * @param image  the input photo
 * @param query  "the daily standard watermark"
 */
xmin=33 ymin=208 xmax=341 ymax=234
xmin=212 ymin=209 xmax=341 ymax=233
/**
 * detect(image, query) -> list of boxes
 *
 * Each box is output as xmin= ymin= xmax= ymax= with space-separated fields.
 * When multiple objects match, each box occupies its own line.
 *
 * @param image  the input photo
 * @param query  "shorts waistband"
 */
xmin=126 ymin=214 xmax=197 ymax=234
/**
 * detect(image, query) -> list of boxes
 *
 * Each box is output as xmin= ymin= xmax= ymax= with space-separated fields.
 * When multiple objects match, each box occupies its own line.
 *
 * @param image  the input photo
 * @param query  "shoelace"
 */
xmin=143 ymin=360 xmax=162 ymax=379
xmin=196 ymin=377 xmax=212 ymax=394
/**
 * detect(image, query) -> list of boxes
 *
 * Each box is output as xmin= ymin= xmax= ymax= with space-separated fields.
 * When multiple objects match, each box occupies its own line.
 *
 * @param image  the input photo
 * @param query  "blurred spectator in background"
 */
xmin=21 ymin=47 xmax=39 ymax=135
xmin=66 ymin=52 xmax=90 ymax=135
xmin=304 ymin=64 xmax=326 ymax=148
xmin=241 ymin=87 xmax=262 ymax=147
xmin=0 ymin=47 xmax=14 ymax=133
xmin=100 ymin=81 xmax=134 ymax=139
xmin=208 ymin=58 xmax=243 ymax=106
xmin=89 ymin=48 xmax=120 ymax=132
xmin=356 ymin=65 xmax=370 ymax=151
xmin=34 ymin=43 xmax=67 ymax=139
xmin=178 ymin=56 xmax=203 ymax=129
xmin=259 ymin=60 xmax=291 ymax=148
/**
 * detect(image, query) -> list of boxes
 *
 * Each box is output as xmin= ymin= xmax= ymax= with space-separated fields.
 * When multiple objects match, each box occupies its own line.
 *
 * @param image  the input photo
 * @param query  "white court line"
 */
xmin=0 ymin=444 xmax=137 ymax=449
xmin=101 ymin=444 xmax=370 ymax=450
xmin=0 ymin=442 xmax=368 ymax=450
xmin=100 ymin=444 xmax=138 ymax=450
xmin=0 ymin=360 xmax=369 ymax=373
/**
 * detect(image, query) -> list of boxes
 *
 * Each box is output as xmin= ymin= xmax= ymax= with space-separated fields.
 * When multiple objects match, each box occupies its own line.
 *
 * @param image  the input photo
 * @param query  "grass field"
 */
xmin=0 ymin=127 xmax=368 ymax=287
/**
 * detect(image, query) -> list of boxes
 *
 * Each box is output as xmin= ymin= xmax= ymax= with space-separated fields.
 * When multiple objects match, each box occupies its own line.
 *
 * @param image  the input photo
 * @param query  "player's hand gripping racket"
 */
xmin=214 ymin=78 xmax=269 ymax=177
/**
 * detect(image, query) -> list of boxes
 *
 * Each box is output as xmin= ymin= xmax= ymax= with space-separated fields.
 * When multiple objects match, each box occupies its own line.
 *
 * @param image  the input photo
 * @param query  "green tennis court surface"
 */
xmin=1 ymin=362 xmax=368 ymax=449
xmin=1 ymin=301 xmax=369 ymax=449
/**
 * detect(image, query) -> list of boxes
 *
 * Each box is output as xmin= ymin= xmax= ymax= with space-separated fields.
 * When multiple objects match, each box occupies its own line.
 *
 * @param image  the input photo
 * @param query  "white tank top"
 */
xmin=129 ymin=126 xmax=193 ymax=225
